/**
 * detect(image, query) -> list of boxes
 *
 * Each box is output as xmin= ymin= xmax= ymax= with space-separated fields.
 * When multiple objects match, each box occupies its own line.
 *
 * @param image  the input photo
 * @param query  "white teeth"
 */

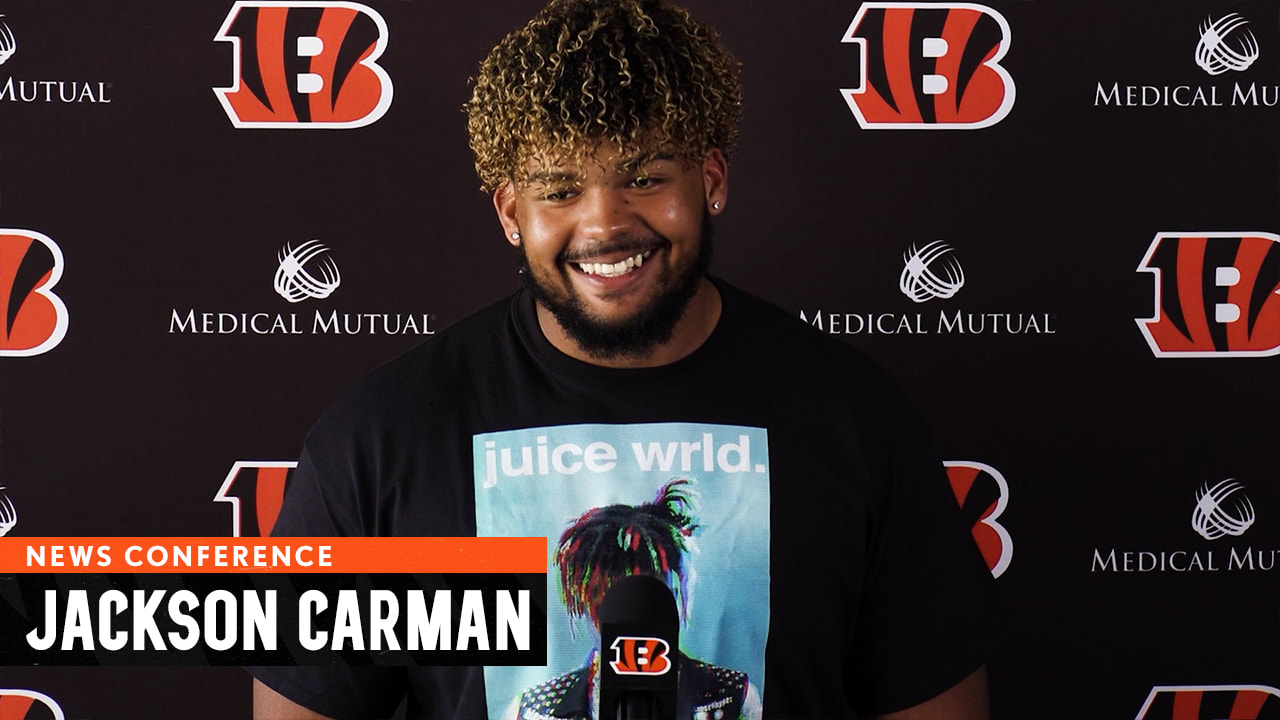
xmin=576 ymin=251 xmax=652 ymax=276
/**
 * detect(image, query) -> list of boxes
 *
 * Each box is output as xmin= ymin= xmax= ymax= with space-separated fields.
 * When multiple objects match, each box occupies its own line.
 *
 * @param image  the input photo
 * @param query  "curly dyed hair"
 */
xmin=464 ymin=0 xmax=742 ymax=192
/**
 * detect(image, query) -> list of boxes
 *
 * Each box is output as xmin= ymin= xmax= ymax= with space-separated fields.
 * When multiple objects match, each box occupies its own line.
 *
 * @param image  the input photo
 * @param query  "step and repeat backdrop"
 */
xmin=1 ymin=0 xmax=1277 ymax=718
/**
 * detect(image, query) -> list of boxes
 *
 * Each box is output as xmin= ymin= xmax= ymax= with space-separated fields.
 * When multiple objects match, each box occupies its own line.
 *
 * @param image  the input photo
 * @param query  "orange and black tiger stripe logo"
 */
xmin=0 ymin=229 xmax=68 ymax=358
xmin=608 ymin=636 xmax=673 ymax=676
xmin=215 ymin=461 xmax=297 ymax=537
xmin=945 ymin=461 xmax=1011 ymax=578
xmin=0 ymin=690 xmax=65 ymax=720
xmin=841 ymin=3 xmax=1015 ymax=129
xmin=215 ymin=2 xmax=393 ymax=128
xmin=1137 ymin=232 xmax=1280 ymax=357
xmin=1135 ymin=685 xmax=1280 ymax=719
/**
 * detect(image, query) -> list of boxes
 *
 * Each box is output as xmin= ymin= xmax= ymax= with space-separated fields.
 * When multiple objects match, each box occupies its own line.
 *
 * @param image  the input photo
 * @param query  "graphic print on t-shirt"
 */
xmin=474 ymin=422 xmax=770 ymax=720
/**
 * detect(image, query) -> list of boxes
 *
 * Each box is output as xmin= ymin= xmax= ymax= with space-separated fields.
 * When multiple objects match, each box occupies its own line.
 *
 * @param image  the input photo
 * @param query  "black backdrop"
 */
xmin=1 ymin=1 xmax=1277 ymax=718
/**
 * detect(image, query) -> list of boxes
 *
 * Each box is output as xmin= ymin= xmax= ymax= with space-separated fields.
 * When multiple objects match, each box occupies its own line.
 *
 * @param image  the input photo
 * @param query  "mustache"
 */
xmin=557 ymin=234 xmax=668 ymax=264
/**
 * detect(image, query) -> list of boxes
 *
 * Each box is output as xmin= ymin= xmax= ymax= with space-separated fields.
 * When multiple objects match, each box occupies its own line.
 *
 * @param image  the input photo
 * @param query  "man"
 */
xmin=250 ymin=0 xmax=994 ymax=718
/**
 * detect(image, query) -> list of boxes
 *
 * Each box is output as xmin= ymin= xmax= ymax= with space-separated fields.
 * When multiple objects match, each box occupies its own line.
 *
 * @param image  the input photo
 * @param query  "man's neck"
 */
xmin=535 ymin=278 xmax=722 ymax=369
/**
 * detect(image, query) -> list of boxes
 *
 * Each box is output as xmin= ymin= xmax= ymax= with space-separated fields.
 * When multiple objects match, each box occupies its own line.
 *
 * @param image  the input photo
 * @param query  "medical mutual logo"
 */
xmin=0 ymin=15 xmax=15 ymax=66
xmin=0 ymin=12 xmax=113 ymax=104
xmin=0 ymin=486 xmax=16 ymax=537
xmin=1195 ymin=14 xmax=1259 ymax=76
xmin=274 ymin=240 xmax=340 ymax=303
xmin=168 ymin=239 xmax=434 ymax=337
xmin=899 ymin=242 xmax=964 ymax=303
xmin=1096 ymin=13 xmax=1277 ymax=109
xmin=1091 ymin=480 xmax=1273 ymax=574
xmin=800 ymin=241 xmax=1054 ymax=336
xmin=1191 ymin=480 xmax=1255 ymax=540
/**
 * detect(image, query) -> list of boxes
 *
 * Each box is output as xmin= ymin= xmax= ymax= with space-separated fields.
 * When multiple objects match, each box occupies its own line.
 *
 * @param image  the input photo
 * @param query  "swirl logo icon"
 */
xmin=1195 ymin=14 xmax=1259 ymax=76
xmin=0 ymin=16 xmax=15 ymax=66
xmin=0 ymin=486 xmax=15 ymax=537
xmin=1191 ymin=480 xmax=1255 ymax=540
xmin=899 ymin=241 xmax=964 ymax=303
xmin=274 ymin=240 xmax=340 ymax=303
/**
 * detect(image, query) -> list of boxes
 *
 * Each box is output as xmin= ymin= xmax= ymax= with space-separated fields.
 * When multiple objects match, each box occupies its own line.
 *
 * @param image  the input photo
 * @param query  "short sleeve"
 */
xmin=846 ymin=392 xmax=995 ymax=715
xmin=244 ymin=445 xmax=409 ymax=719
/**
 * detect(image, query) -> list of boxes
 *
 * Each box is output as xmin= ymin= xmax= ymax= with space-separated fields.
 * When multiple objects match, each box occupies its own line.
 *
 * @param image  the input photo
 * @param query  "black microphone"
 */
xmin=598 ymin=574 xmax=680 ymax=720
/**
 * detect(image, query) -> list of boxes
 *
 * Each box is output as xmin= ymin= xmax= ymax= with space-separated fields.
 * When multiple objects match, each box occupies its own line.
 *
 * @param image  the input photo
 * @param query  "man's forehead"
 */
xmin=518 ymin=141 xmax=684 ymax=180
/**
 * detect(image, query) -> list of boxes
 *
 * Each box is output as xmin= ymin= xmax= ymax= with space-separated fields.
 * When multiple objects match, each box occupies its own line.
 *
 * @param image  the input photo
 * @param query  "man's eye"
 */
xmin=541 ymin=188 xmax=575 ymax=201
xmin=631 ymin=176 xmax=662 ymax=189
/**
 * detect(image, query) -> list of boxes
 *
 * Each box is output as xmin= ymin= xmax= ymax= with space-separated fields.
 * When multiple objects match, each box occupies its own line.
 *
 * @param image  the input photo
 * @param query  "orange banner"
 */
xmin=0 ymin=537 xmax=546 ymax=574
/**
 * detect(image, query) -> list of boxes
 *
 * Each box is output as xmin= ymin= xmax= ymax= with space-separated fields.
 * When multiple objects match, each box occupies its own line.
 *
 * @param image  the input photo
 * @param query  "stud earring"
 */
xmin=712 ymin=201 xmax=721 ymax=210
xmin=512 ymin=231 xmax=521 ymax=241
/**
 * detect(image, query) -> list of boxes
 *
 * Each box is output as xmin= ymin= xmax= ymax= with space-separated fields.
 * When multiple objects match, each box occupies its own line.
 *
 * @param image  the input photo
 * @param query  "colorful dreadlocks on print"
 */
xmin=553 ymin=478 xmax=700 ymax=624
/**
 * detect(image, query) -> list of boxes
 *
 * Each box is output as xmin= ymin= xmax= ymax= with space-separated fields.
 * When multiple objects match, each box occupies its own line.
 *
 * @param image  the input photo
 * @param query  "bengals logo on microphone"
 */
xmin=608 ymin=636 xmax=673 ymax=676
xmin=945 ymin=461 xmax=1012 ymax=578
xmin=214 ymin=1 xmax=393 ymax=128
xmin=1 ymin=229 xmax=69 ymax=358
xmin=1134 ymin=685 xmax=1280 ymax=719
xmin=841 ymin=3 xmax=1015 ymax=129
xmin=215 ymin=461 xmax=297 ymax=536
xmin=0 ymin=689 xmax=66 ymax=720
xmin=1137 ymin=232 xmax=1280 ymax=357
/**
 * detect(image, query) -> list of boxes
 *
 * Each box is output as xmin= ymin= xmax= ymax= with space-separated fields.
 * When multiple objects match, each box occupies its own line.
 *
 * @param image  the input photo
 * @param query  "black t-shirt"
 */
xmin=248 ymin=278 xmax=993 ymax=719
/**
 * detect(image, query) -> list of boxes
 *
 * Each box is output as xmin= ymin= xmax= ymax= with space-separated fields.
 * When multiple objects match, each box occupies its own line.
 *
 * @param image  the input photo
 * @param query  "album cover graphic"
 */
xmin=474 ymin=422 xmax=771 ymax=719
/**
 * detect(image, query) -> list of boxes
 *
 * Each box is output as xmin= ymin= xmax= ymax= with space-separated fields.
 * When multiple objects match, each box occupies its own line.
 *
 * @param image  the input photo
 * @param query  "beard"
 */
xmin=518 ymin=212 xmax=714 ymax=361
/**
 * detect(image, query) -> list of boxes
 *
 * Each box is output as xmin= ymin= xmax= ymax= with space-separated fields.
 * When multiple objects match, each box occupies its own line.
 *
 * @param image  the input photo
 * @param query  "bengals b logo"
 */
xmin=215 ymin=1 xmax=393 ymax=128
xmin=1137 ymin=232 xmax=1280 ymax=357
xmin=841 ymin=3 xmax=1015 ymax=129
xmin=945 ymin=461 xmax=1012 ymax=578
xmin=608 ymin=636 xmax=673 ymax=676
xmin=0 ymin=689 xmax=65 ymax=720
xmin=1135 ymin=685 xmax=1280 ymax=719
xmin=0 ymin=229 xmax=68 ymax=357
xmin=215 ymin=461 xmax=297 ymax=536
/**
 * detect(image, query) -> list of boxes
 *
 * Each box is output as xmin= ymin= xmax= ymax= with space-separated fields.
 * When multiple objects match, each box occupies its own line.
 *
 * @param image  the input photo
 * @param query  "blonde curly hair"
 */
xmin=464 ymin=0 xmax=742 ymax=192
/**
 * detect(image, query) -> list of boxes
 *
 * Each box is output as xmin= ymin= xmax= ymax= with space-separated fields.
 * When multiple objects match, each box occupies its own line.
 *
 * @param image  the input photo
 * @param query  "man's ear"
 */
xmin=493 ymin=181 xmax=521 ymax=248
xmin=703 ymin=148 xmax=728 ymax=216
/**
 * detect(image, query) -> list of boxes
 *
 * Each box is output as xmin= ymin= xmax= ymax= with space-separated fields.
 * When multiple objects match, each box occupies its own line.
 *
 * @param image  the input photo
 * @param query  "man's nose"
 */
xmin=578 ymin=187 xmax=635 ymax=240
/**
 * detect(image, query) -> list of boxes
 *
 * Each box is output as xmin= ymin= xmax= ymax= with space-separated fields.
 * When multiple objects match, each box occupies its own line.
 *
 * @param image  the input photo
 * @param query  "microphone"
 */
xmin=598 ymin=574 xmax=680 ymax=720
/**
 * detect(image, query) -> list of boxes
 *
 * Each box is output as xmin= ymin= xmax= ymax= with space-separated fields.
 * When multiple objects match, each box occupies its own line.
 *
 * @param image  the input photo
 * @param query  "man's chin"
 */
xmin=549 ymin=305 xmax=678 ymax=360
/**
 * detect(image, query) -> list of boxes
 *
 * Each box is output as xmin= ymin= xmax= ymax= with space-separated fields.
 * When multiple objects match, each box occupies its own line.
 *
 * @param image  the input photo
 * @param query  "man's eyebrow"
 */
xmin=617 ymin=152 xmax=677 ymax=173
xmin=520 ymin=170 xmax=580 ymax=185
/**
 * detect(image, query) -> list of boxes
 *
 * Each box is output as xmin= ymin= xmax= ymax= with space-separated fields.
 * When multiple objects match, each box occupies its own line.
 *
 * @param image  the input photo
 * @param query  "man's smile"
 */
xmin=572 ymin=249 xmax=656 ymax=278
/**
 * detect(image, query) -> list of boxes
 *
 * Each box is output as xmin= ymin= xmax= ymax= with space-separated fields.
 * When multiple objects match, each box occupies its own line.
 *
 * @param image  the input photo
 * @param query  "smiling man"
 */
xmin=249 ymin=1 xmax=994 ymax=718
xmin=496 ymin=143 xmax=724 ymax=367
